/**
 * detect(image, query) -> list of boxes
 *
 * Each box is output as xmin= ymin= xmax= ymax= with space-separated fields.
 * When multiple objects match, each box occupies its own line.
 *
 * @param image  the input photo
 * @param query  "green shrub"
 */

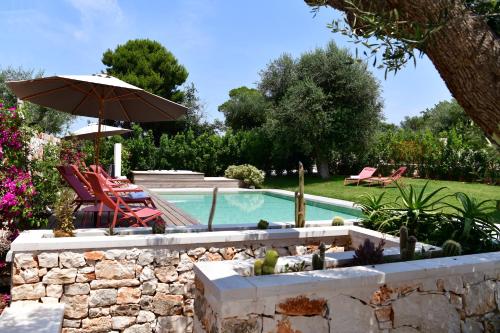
xmin=257 ymin=219 xmax=269 ymax=229
xmin=224 ymin=164 xmax=265 ymax=188
xmin=53 ymin=187 xmax=75 ymax=237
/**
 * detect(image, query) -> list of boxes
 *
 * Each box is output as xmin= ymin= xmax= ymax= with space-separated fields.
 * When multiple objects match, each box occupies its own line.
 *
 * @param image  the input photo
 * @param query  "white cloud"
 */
xmin=66 ymin=0 xmax=124 ymax=41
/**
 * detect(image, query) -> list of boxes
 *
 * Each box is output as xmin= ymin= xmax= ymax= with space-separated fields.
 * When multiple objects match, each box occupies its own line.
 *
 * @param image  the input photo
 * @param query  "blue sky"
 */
xmin=0 ymin=0 xmax=451 ymax=132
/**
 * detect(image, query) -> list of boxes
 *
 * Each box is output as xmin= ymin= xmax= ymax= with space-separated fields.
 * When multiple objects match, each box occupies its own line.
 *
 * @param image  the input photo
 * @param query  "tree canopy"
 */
xmin=102 ymin=39 xmax=190 ymax=139
xmin=261 ymin=43 xmax=382 ymax=178
xmin=218 ymin=87 xmax=268 ymax=130
xmin=306 ymin=0 xmax=500 ymax=146
xmin=102 ymin=39 xmax=188 ymax=102
xmin=0 ymin=67 xmax=74 ymax=134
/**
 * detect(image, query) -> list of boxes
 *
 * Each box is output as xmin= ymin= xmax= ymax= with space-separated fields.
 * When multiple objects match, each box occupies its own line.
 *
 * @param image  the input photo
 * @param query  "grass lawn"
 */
xmin=263 ymin=176 xmax=500 ymax=222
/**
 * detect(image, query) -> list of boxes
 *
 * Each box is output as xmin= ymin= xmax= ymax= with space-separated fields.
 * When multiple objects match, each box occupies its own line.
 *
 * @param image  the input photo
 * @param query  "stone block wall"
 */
xmin=194 ymin=266 xmax=500 ymax=333
xmin=10 ymin=239 xmax=347 ymax=333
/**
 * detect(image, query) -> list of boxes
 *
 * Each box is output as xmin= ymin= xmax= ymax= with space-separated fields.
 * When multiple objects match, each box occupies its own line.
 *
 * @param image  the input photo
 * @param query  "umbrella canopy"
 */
xmin=7 ymin=74 xmax=187 ymax=164
xmin=64 ymin=123 xmax=132 ymax=140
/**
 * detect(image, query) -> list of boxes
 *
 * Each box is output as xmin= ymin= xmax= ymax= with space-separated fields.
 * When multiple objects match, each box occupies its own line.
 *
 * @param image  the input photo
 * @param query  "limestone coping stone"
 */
xmin=0 ymin=303 xmax=65 ymax=333
xmin=194 ymin=251 xmax=500 ymax=317
xmin=7 ymin=226 xmax=354 ymax=257
xmin=150 ymin=188 xmax=359 ymax=211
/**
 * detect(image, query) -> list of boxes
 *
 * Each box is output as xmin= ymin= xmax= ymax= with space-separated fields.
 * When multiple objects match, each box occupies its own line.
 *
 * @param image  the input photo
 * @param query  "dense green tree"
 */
xmin=306 ymin=0 xmax=500 ymax=145
xmin=218 ymin=86 xmax=269 ymax=130
xmin=0 ymin=67 xmax=74 ymax=134
xmin=260 ymin=42 xmax=383 ymax=178
xmin=102 ymin=39 xmax=189 ymax=138
xmin=400 ymin=99 xmax=489 ymax=149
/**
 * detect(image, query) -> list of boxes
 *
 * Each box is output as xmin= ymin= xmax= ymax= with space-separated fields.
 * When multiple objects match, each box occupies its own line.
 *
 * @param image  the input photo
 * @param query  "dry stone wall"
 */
xmin=10 ymin=239 xmax=347 ymax=333
xmin=194 ymin=267 xmax=500 ymax=333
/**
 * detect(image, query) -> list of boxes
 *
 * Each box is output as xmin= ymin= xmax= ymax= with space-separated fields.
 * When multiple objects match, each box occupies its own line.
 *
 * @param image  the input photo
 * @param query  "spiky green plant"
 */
xmin=445 ymin=192 xmax=499 ymax=253
xmin=262 ymin=249 xmax=279 ymax=275
xmin=312 ymin=242 xmax=326 ymax=270
xmin=331 ymin=216 xmax=345 ymax=226
xmin=254 ymin=259 xmax=263 ymax=275
xmin=442 ymin=240 xmax=462 ymax=256
xmin=399 ymin=226 xmax=417 ymax=261
xmin=356 ymin=192 xmax=391 ymax=229
xmin=294 ymin=162 xmax=306 ymax=228
xmin=377 ymin=181 xmax=450 ymax=237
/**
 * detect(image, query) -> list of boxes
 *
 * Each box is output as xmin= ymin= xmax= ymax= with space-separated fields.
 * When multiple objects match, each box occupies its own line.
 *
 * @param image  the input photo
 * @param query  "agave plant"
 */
xmin=356 ymin=192 xmax=392 ymax=229
xmin=445 ymin=192 xmax=499 ymax=253
xmin=374 ymin=181 xmax=451 ymax=240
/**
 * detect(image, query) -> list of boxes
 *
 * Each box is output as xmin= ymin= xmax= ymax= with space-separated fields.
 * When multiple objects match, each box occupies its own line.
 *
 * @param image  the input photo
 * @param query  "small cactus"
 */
xmin=254 ymin=259 xmax=263 ymax=276
xmin=257 ymin=219 xmax=269 ymax=230
xmin=262 ymin=249 xmax=279 ymax=275
xmin=442 ymin=240 xmax=462 ymax=257
xmin=399 ymin=226 xmax=417 ymax=261
xmin=312 ymin=242 xmax=326 ymax=270
xmin=332 ymin=216 xmax=344 ymax=226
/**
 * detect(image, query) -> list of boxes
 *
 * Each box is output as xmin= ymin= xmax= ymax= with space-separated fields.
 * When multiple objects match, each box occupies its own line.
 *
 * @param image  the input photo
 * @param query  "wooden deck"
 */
xmin=146 ymin=189 xmax=199 ymax=226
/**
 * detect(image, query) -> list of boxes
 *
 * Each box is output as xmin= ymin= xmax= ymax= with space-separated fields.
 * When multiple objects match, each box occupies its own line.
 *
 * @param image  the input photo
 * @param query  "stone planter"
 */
xmin=7 ymin=226 xmax=377 ymax=333
xmin=193 ymin=248 xmax=500 ymax=333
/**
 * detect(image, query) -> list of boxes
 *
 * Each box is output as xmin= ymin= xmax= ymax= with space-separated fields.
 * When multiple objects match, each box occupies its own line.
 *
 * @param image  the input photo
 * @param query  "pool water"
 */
xmin=159 ymin=192 xmax=360 ymax=225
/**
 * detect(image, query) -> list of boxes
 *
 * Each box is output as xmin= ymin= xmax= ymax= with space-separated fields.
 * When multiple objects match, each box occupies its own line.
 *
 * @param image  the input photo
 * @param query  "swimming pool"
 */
xmin=158 ymin=191 xmax=361 ymax=225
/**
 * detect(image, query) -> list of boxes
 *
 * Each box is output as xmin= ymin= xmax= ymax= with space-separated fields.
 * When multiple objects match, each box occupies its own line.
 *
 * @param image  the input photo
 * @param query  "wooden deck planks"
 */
xmin=145 ymin=188 xmax=199 ymax=226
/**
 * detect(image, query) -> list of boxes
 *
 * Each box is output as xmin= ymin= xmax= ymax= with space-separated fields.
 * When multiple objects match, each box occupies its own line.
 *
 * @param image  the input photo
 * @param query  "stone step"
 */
xmin=0 ymin=303 xmax=65 ymax=333
xmin=133 ymin=177 xmax=240 ymax=188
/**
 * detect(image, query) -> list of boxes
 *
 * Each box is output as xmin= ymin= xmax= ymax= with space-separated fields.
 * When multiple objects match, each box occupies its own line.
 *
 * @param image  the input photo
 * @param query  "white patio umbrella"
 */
xmin=64 ymin=123 xmax=131 ymax=140
xmin=7 ymin=74 xmax=187 ymax=165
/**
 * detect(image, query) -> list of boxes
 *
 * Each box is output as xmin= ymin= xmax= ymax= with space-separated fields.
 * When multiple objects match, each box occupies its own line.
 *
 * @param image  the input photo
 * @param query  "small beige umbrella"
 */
xmin=7 ymin=74 xmax=187 ymax=165
xmin=64 ymin=123 xmax=132 ymax=140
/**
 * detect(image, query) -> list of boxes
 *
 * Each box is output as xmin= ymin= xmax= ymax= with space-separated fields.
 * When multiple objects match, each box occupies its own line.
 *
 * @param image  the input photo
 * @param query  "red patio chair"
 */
xmin=57 ymin=166 xmax=155 ymax=211
xmin=85 ymin=172 xmax=163 ymax=228
xmin=89 ymin=164 xmax=132 ymax=186
xmin=364 ymin=167 xmax=407 ymax=187
xmin=344 ymin=167 xmax=377 ymax=186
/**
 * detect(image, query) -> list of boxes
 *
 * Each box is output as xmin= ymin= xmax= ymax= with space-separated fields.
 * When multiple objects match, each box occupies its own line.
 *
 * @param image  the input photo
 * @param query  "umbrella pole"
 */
xmin=94 ymin=98 xmax=104 ymax=168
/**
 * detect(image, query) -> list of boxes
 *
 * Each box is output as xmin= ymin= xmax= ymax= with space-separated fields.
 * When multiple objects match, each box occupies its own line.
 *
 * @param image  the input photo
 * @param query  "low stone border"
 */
xmin=8 ymin=226 xmax=380 ymax=333
xmin=193 ymin=250 xmax=500 ymax=332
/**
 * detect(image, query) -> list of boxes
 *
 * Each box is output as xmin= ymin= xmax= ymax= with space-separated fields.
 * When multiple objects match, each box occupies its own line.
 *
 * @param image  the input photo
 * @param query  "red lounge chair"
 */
xmin=57 ymin=166 xmax=155 ymax=211
xmin=90 ymin=164 xmax=132 ymax=186
xmin=365 ymin=167 xmax=407 ymax=187
xmin=85 ymin=172 xmax=163 ymax=228
xmin=71 ymin=164 xmax=141 ymax=192
xmin=344 ymin=167 xmax=377 ymax=185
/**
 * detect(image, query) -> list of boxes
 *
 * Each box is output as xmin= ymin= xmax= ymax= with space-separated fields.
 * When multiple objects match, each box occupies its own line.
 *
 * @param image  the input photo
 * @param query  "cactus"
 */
xmin=257 ymin=219 xmax=269 ymax=230
xmin=442 ymin=240 xmax=462 ymax=257
xmin=262 ymin=249 xmax=279 ymax=275
xmin=294 ymin=162 xmax=306 ymax=228
xmin=399 ymin=226 xmax=417 ymax=261
xmin=312 ymin=242 xmax=326 ymax=270
xmin=332 ymin=216 xmax=344 ymax=226
xmin=254 ymin=259 xmax=263 ymax=276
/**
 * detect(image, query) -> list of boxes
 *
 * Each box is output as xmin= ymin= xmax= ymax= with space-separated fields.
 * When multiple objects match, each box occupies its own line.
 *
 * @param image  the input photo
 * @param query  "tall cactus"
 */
xmin=295 ymin=162 xmax=306 ymax=228
xmin=400 ymin=226 xmax=417 ymax=261
xmin=312 ymin=242 xmax=326 ymax=270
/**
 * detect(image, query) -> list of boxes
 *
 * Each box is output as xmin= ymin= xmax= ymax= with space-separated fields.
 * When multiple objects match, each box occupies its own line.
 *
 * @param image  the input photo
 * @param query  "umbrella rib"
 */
xmin=105 ymin=91 xmax=139 ymax=102
xmin=133 ymin=92 xmax=176 ymax=121
xmin=18 ymin=80 xmax=83 ymax=100
xmin=71 ymin=90 xmax=92 ymax=115
xmin=114 ymin=90 xmax=132 ymax=122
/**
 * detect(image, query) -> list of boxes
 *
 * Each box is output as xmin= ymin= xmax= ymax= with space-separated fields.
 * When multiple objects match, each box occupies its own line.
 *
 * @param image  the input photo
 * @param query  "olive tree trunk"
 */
xmin=317 ymin=158 xmax=330 ymax=179
xmin=307 ymin=0 xmax=500 ymax=145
